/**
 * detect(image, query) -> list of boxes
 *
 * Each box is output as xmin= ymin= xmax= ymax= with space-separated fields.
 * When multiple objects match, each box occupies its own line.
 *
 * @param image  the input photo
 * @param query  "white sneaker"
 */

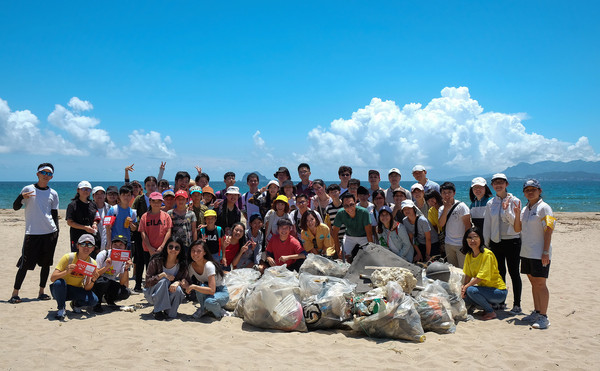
xmin=55 ymin=309 xmax=66 ymax=319
xmin=532 ymin=315 xmax=550 ymax=329
xmin=522 ymin=310 xmax=539 ymax=323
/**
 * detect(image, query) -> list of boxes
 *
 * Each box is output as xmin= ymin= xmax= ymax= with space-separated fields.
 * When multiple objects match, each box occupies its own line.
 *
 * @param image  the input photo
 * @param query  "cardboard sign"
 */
xmin=73 ymin=260 xmax=96 ymax=277
xmin=110 ymin=249 xmax=131 ymax=262
xmin=103 ymin=216 xmax=116 ymax=226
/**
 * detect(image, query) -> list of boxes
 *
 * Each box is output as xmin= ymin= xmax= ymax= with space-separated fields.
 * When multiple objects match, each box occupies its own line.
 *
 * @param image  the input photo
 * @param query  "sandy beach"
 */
xmin=1 ymin=209 xmax=599 ymax=370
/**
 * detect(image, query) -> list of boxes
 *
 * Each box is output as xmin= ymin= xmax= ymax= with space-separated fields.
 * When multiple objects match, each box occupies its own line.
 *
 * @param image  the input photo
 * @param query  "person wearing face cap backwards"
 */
xmin=9 ymin=163 xmax=60 ymax=305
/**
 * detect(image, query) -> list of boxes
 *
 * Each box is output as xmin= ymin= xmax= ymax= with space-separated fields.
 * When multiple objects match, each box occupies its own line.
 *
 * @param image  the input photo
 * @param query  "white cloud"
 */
xmin=68 ymin=97 xmax=93 ymax=112
xmin=128 ymin=130 xmax=176 ymax=159
xmin=0 ymin=98 xmax=84 ymax=155
xmin=300 ymin=87 xmax=600 ymax=176
xmin=252 ymin=130 xmax=275 ymax=162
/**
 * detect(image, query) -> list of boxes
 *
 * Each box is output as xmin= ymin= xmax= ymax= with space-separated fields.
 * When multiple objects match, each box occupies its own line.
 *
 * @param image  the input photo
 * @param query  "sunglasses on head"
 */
xmin=168 ymin=244 xmax=181 ymax=251
xmin=39 ymin=171 xmax=53 ymax=176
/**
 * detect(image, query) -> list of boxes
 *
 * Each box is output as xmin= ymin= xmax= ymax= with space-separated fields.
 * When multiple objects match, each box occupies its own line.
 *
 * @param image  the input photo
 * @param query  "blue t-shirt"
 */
xmin=107 ymin=205 xmax=137 ymax=244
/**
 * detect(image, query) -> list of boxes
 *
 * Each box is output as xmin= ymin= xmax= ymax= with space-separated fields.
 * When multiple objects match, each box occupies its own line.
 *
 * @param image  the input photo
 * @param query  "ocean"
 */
xmin=1 ymin=180 xmax=598 ymax=212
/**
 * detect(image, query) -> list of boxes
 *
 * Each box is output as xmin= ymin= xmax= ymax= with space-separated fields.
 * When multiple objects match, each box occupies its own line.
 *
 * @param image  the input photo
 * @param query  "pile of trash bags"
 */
xmin=227 ymin=245 xmax=469 ymax=342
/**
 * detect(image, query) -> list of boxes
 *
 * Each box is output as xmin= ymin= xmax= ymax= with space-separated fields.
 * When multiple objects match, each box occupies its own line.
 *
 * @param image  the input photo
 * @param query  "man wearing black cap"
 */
xmin=92 ymin=235 xmax=133 ymax=312
xmin=9 ymin=163 xmax=60 ymax=304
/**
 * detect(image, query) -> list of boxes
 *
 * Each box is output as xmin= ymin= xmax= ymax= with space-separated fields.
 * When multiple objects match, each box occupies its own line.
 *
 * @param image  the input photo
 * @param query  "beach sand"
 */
xmin=1 ymin=209 xmax=599 ymax=370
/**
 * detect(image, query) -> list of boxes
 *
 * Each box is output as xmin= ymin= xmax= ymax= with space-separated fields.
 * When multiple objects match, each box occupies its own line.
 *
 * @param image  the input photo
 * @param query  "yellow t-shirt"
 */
xmin=55 ymin=253 xmax=97 ymax=288
xmin=463 ymin=248 xmax=506 ymax=290
xmin=428 ymin=207 xmax=440 ymax=233
xmin=300 ymin=224 xmax=336 ymax=257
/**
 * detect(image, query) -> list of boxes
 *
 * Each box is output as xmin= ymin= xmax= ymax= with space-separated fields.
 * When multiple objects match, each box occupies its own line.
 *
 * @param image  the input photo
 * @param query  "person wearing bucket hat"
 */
xmin=257 ymin=180 xmax=280 ymax=218
xmin=49 ymin=234 xmax=100 ymax=319
xmin=198 ymin=209 xmax=225 ymax=262
xmin=274 ymin=166 xmax=292 ymax=186
xmin=469 ymin=177 xmax=493 ymax=231
xmin=483 ymin=173 xmax=523 ymax=314
xmin=401 ymin=200 xmax=440 ymax=263
xmin=514 ymin=178 xmax=555 ymax=329
xmin=201 ymin=186 xmax=216 ymax=208
xmin=66 ymin=180 xmax=100 ymax=254
xmin=264 ymin=195 xmax=293 ymax=242
xmin=168 ymin=190 xmax=197 ymax=251
xmin=9 ymin=163 xmax=59 ymax=305
xmin=215 ymin=186 xmax=242 ymax=235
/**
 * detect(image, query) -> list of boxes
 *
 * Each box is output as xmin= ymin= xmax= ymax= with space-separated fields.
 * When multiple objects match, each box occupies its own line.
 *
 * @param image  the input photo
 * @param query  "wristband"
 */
xmin=542 ymin=251 xmax=549 ymax=256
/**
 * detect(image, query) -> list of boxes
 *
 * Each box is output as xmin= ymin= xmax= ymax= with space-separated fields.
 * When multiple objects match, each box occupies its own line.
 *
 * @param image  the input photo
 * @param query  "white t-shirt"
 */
xmin=439 ymin=201 xmax=470 ymax=245
xmin=188 ymin=261 xmax=223 ymax=287
xmin=520 ymin=199 xmax=554 ymax=260
xmin=96 ymin=249 xmax=126 ymax=281
xmin=21 ymin=184 xmax=59 ymax=235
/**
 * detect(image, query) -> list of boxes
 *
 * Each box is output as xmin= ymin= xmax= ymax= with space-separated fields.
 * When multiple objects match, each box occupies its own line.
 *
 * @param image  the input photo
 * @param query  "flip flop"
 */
xmin=8 ymin=296 xmax=22 ymax=304
xmin=37 ymin=293 xmax=51 ymax=301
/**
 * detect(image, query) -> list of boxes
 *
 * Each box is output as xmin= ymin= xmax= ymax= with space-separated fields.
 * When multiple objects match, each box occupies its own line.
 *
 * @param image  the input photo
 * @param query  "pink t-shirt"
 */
xmin=139 ymin=211 xmax=172 ymax=252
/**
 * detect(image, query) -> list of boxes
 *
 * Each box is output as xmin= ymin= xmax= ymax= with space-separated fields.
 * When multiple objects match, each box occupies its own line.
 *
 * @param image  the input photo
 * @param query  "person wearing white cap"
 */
xmin=411 ymin=165 xmax=440 ymax=193
xmin=9 ymin=163 xmax=60 ymax=305
xmin=483 ymin=173 xmax=523 ymax=314
xmin=400 ymin=200 xmax=440 ymax=262
xmin=216 ymin=186 xmax=242 ymax=235
xmin=469 ymin=177 xmax=493 ymax=231
xmin=384 ymin=168 xmax=411 ymax=205
xmin=257 ymin=180 xmax=280 ymax=218
xmin=92 ymin=186 xmax=110 ymax=251
xmin=410 ymin=183 xmax=428 ymax=216
xmin=66 ymin=181 xmax=100 ymax=254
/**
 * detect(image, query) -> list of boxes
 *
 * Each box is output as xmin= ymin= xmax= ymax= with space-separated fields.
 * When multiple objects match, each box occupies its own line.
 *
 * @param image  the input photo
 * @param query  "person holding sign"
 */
xmin=144 ymin=237 xmax=188 ymax=320
xmin=49 ymin=234 xmax=99 ymax=319
xmin=92 ymin=235 xmax=133 ymax=312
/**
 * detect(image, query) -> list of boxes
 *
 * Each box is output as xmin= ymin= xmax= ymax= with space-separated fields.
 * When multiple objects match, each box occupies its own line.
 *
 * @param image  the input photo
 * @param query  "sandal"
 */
xmin=38 ymin=293 xmax=51 ymax=301
xmin=8 ymin=295 xmax=22 ymax=304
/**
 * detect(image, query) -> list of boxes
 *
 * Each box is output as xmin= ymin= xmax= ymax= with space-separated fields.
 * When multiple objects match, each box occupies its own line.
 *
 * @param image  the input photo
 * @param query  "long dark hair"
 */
xmin=469 ymin=185 xmax=493 ymax=202
xmin=376 ymin=208 xmax=396 ymax=234
xmin=300 ymin=209 xmax=321 ymax=231
xmin=230 ymin=222 xmax=247 ymax=246
xmin=460 ymin=227 xmax=485 ymax=255
xmin=152 ymin=236 xmax=188 ymax=266
xmin=424 ymin=189 xmax=443 ymax=208
xmin=188 ymin=239 xmax=224 ymax=278
xmin=372 ymin=189 xmax=387 ymax=204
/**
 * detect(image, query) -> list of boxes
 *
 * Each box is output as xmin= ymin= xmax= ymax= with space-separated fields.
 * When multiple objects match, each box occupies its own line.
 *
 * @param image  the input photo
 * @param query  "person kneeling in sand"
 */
xmin=460 ymin=227 xmax=507 ymax=320
xmin=49 ymin=234 xmax=99 ymax=319
xmin=182 ymin=240 xmax=230 ymax=319
xmin=92 ymin=235 xmax=133 ymax=313
xmin=266 ymin=218 xmax=307 ymax=271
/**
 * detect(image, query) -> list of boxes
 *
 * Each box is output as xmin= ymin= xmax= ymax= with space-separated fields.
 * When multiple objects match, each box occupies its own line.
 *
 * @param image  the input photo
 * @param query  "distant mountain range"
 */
xmin=449 ymin=160 xmax=600 ymax=181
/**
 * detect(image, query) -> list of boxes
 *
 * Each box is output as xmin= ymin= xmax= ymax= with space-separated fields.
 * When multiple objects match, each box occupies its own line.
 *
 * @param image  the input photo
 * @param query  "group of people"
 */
xmin=9 ymin=162 xmax=555 ymax=329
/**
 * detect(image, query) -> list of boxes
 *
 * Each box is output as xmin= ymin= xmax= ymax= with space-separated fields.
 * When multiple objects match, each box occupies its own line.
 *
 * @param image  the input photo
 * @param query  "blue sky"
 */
xmin=1 ymin=1 xmax=598 ymax=182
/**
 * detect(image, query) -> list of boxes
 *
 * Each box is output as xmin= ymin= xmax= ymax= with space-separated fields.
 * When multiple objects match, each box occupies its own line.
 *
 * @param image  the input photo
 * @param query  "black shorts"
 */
xmin=520 ymin=257 xmax=550 ymax=278
xmin=16 ymin=232 xmax=59 ymax=270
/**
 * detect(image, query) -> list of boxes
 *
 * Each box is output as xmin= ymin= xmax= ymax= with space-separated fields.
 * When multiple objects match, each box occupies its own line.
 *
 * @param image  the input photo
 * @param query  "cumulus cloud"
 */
xmin=0 ymin=96 xmax=176 ymax=160
xmin=300 ymin=87 xmax=600 ymax=175
xmin=0 ymin=98 xmax=84 ymax=155
xmin=252 ymin=130 xmax=275 ymax=162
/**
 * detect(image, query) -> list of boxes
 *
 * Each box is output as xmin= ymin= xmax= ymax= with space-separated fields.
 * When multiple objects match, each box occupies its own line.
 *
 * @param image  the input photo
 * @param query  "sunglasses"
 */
xmin=79 ymin=242 xmax=95 ymax=248
xmin=343 ymin=203 xmax=356 ymax=209
xmin=341 ymin=173 xmax=351 ymax=177
xmin=168 ymin=244 xmax=181 ymax=251
xmin=39 ymin=171 xmax=53 ymax=176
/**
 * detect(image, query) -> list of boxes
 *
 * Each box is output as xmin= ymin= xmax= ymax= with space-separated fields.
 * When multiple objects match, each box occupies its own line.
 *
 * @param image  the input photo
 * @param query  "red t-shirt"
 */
xmin=266 ymin=234 xmax=304 ymax=266
xmin=225 ymin=242 xmax=240 ymax=265
xmin=138 ymin=211 xmax=172 ymax=252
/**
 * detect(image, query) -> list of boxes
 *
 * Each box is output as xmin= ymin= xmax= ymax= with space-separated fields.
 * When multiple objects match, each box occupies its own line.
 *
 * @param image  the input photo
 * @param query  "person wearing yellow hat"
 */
xmin=199 ymin=209 xmax=225 ymax=262
xmin=264 ymin=195 xmax=294 ymax=242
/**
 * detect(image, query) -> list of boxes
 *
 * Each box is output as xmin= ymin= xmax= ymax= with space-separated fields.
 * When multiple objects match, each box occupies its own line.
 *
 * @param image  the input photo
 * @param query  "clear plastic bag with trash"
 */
xmin=414 ymin=280 xmax=456 ymax=334
xmin=351 ymin=281 xmax=426 ymax=342
xmin=240 ymin=266 xmax=307 ymax=332
xmin=299 ymin=273 xmax=355 ymax=329
xmin=299 ymin=253 xmax=350 ymax=278
xmin=422 ymin=265 xmax=468 ymax=322
xmin=223 ymin=268 xmax=261 ymax=311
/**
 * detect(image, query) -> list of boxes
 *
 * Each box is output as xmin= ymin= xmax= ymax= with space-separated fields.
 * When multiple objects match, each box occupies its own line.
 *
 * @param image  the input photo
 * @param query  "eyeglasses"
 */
xmin=79 ymin=242 xmax=95 ymax=248
xmin=343 ymin=203 xmax=355 ymax=209
xmin=168 ymin=244 xmax=181 ymax=251
xmin=39 ymin=171 xmax=53 ymax=176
